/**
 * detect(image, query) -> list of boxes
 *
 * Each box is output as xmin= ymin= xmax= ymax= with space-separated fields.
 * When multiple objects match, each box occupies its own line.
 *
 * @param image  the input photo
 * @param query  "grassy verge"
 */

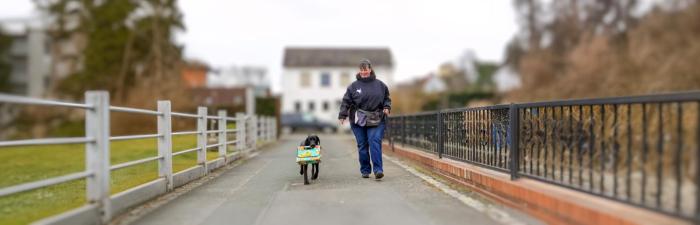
xmin=0 ymin=134 xmax=222 ymax=225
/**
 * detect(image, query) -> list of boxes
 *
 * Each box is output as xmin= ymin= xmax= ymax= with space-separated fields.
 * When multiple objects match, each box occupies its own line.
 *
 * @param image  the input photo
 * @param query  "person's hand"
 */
xmin=383 ymin=109 xmax=390 ymax=115
xmin=339 ymin=119 xmax=346 ymax=125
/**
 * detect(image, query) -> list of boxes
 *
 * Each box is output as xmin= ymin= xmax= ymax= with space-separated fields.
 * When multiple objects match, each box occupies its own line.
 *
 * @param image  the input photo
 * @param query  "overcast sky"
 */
xmin=1 ymin=0 xmax=519 ymax=93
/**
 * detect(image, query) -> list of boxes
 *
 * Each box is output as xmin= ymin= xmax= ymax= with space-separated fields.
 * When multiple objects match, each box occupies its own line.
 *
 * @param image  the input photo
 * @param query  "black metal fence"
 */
xmin=387 ymin=92 xmax=700 ymax=222
xmin=387 ymin=112 xmax=438 ymax=154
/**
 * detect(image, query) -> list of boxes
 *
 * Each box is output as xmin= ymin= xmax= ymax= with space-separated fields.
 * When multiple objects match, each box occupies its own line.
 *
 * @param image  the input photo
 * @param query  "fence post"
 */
xmin=387 ymin=116 xmax=394 ymax=152
xmin=402 ymin=116 xmax=406 ymax=147
xmin=262 ymin=116 xmax=268 ymax=142
xmin=268 ymin=116 xmax=272 ymax=142
xmin=437 ymin=112 xmax=443 ymax=158
xmin=390 ymin=117 xmax=395 ymax=152
xmin=268 ymin=117 xmax=273 ymax=141
xmin=85 ymin=91 xmax=111 ymax=223
xmin=272 ymin=117 xmax=277 ymax=140
xmin=157 ymin=101 xmax=173 ymax=191
xmin=269 ymin=117 xmax=274 ymax=141
xmin=508 ymin=103 xmax=520 ymax=180
xmin=218 ymin=110 xmax=227 ymax=159
xmin=257 ymin=116 xmax=261 ymax=145
xmin=250 ymin=115 xmax=258 ymax=151
xmin=236 ymin=112 xmax=246 ymax=152
xmin=197 ymin=107 xmax=207 ymax=171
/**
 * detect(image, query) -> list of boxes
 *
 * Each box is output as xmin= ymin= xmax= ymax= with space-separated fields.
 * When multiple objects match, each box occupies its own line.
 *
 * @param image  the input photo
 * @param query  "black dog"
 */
xmin=299 ymin=135 xmax=320 ymax=185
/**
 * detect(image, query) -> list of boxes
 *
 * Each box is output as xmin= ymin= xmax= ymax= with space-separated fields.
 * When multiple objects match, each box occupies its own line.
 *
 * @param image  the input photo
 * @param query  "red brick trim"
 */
xmin=383 ymin=143 xmax=689 ymax=225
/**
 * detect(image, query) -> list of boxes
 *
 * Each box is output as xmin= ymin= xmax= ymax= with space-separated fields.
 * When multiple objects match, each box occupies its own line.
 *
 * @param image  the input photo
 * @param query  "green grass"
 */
xmin=0 ymin=134 xmax=224 ymax=225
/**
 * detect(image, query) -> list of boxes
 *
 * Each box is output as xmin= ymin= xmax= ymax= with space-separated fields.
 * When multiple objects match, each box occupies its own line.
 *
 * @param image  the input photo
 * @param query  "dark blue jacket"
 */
xmin=338 ymin=73 xmax=391 ymax=124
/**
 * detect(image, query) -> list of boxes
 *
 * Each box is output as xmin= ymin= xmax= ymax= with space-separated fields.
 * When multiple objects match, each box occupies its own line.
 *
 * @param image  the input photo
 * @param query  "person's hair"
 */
xmin=359 ymin=59 xmax=376 ymax=76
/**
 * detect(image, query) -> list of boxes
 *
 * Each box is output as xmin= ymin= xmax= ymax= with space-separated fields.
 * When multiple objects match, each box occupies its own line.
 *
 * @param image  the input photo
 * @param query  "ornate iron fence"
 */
xmin=387 ymin=91 xmax=700 ymax=222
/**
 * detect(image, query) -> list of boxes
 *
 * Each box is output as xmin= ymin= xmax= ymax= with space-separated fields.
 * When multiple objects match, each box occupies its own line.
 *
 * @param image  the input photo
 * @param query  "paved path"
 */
xmin=132 ymin=134 xmax=536 ymax=225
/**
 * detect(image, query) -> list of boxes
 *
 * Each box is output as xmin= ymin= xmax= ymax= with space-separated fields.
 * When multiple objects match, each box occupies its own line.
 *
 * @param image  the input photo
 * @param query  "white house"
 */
xmin=281 ymin=47 xmax=394 ymax=129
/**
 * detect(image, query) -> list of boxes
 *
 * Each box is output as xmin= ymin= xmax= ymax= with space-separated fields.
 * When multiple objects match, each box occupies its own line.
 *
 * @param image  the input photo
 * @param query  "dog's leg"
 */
xmin=311 ymin=163 xmax=319 ymax=180
xmin=303 ymin=164 xmax=309 ymax=185
xmin=311 ymin=163 xmax=317 ymax=180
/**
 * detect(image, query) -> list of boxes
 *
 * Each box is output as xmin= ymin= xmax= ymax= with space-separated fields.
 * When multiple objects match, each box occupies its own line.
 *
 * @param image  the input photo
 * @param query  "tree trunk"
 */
xmin=116 ymin=30 xmax=134 ymax=103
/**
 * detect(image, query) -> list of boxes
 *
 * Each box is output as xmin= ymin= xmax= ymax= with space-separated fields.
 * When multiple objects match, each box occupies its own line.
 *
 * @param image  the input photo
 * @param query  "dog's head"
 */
xmin=302 ymin=134 xmax=320 ymax=148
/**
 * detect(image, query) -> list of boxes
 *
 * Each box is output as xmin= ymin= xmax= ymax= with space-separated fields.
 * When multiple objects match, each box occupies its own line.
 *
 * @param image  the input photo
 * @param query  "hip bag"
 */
xmin=355 ymin=109 xmax=383 ymax=127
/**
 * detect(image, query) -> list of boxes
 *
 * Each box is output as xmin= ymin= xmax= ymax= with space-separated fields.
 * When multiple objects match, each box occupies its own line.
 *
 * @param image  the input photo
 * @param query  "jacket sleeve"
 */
xmin=382 ymin=83 xmax=392 ymax=111
xmin=338 ymin=86 xmax=353 ymax=119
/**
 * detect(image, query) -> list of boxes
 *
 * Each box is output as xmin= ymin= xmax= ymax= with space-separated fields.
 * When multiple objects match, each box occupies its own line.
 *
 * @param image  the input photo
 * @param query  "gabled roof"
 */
xmin=283 ymin=47 xmax=393 ymax=68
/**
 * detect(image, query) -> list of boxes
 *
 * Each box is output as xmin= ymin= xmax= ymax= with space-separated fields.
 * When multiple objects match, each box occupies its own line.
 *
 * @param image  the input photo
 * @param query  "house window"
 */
xmin=300 ymin=71 xmax=311 ymax=87
xmin=340 ymin=72 xmax=352 ymax=86
xmin=320 ymin=72 xmax=331 ymax=87
xmin=295 ymin=101 xmax=301 ymax=112
xmin=322 ymin=101 xmax=329 ymax=111
xmin=308 ymin=101 xmax=315 ymax=112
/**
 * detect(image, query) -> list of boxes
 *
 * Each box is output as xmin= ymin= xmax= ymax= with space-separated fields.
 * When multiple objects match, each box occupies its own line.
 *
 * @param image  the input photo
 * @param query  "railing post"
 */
xmin=250 ymin=115 xmax=258 ymax=151
xmin=197 ymin=107 xmax=207 ymax=170
xmin=508 ymin=103 xmax=520 ymax=180
xmin=258 ymin=116 xmax=262 ymax=144
xmin=272 ymin=116 xmax=277 ymax=141
xmin=85 ymin=91 xmax=111 ymax=223
xmin=266 ymin=116 xmax=269 ymax=141
xmin=267 ymin=117 xmax=273 ymax=142
xmin=261 ymin=116 xmax=267 ymax=142
xmin=437 ymin=111 xmax=443 ymax=158
xmin=390 ymin=117 xmax=395 ymax=152
xmin=218 ymin=110 xmax=227 ymax=159
xmin=266 ymin=117 xmax=270 ymax=141
xmin=157 ymin=101 xmax=173 ymax=191
xmin=387 ymin=116 xmax=393 ymax=152
xmin=402 ymin=116 xmax=406 ymax=147
xmin=236 ymin=112 xmax=246 ymax=152
xmin=269 ymin=117 xmax=274 ymax=141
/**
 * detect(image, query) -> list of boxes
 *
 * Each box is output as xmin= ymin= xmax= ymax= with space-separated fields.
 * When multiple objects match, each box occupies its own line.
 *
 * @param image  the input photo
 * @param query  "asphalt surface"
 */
xmin=131 ymin=134 xmax=536 ymax=225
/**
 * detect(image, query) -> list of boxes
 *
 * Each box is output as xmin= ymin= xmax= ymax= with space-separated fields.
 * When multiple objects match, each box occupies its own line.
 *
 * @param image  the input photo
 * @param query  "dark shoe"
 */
xmin=375 ymin=172 xmax=384 ymax=180
xmin=362 ymin=174 xmax=370 ymax=178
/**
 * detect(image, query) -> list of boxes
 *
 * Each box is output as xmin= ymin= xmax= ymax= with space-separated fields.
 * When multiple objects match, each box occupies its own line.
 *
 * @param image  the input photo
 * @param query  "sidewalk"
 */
xmin=131 ymin=134 xmax=534 ymax=225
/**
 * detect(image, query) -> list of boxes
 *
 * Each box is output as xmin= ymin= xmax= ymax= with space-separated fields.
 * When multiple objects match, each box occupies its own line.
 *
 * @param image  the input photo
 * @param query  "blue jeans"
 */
xmin=350 ymin=121 xmax=385 ymax=175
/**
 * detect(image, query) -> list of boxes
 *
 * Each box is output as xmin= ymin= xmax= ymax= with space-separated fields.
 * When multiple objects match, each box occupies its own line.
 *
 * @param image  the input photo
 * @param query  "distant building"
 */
xmin=281 ymin=47 xmax=394 ymax=127
xmin=181 ymin=61 xmax=209 ymax=88
xmin=191 ymin=87 xmax=247 ymax=109
xmin=208 ymin=65 xmax=269 ymax=97
xmin=1 ymin=9 xmax=83 ymax=98
xmin=437 ymin=62 xmax=471 ymax=92
xmin=1 ymin=18 xmax=51 ymax=97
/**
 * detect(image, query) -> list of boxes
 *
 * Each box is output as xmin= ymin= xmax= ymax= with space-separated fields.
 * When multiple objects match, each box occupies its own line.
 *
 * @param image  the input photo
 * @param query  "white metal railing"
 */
xmin=0 ymin=91 xmax=278 ymax=223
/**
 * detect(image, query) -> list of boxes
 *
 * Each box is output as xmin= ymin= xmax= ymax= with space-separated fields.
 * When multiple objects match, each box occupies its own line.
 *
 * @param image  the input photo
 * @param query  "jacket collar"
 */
xmin=356 ymin=73 xmax=376 ymax=82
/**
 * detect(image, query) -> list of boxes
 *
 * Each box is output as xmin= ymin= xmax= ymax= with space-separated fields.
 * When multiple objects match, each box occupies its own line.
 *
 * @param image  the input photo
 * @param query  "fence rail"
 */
xmin=388 ymin=91 xmax=700 ymax=222
xmin=0 ymin=91 xmax=277 ymax=224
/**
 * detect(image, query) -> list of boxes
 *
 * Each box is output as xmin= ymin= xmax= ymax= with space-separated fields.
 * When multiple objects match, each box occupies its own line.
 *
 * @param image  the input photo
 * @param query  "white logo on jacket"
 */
xmin=356 ymin=89 xmax=362 ymax=94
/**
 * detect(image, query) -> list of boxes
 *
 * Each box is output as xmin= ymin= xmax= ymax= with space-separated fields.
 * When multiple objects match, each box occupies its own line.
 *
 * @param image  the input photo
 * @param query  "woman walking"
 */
xmin=338 ymin=59 xmax=391 ymax=179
